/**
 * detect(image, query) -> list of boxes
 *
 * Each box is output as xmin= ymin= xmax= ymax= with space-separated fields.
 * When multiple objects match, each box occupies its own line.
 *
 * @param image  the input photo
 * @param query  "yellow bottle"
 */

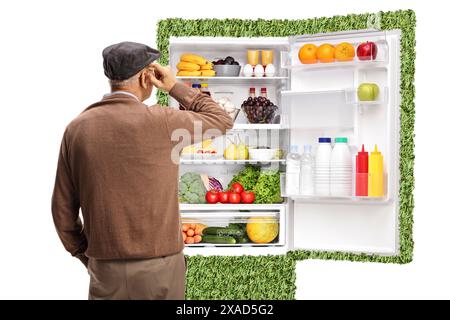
xmin=368 ymin=144 xmax=384 ymax=197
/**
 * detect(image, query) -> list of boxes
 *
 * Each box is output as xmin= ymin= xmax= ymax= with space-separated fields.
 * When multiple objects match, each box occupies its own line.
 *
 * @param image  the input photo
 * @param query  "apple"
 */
xmin=357 ymin=41 xmax=378 ymax=61
xmin=357 ymin=83 xmax=380 ymax=101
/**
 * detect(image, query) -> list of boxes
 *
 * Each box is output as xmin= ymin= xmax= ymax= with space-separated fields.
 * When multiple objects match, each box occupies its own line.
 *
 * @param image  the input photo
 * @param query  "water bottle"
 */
xmin=285 ymin=145 xmax=301 ymax=195
xmin=315 ymin=137 xmax=332 ymax=196
xmin=300 ymin=145 xmax=314 ymax=196
xmin=330 ymin=137 xmax=352 ymax=196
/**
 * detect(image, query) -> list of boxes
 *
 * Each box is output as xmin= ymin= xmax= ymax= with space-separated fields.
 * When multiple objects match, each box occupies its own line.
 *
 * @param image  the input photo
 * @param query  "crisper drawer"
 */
xmin=181 ymin=209 xmax=285 ymax=247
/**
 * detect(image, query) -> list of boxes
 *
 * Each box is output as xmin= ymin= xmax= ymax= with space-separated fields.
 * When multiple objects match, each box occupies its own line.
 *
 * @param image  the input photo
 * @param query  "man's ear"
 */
xmin=140 ymin=71 xmax=148 ymax=89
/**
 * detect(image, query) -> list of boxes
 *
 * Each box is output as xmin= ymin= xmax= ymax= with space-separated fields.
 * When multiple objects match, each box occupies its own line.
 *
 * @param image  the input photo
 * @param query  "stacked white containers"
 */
xmin=314 ymin=138 xmax=332 ymax=196
xmin=330 ymin=137 xmax=352 ymax=196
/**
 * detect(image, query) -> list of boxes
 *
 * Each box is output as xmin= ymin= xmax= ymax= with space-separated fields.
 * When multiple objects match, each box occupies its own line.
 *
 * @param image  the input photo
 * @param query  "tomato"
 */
xmin=228 ymin=192 xmax=241 ymax=204
xmin=240 ymin=191 xmax=255 ymax=204
xmin=231 ymin=182 xmax=244 ymax=194
xmin=218 ymin=191 xmax=230 ymax=203
xmin=205 ymin=190 xmax=220 ymax=204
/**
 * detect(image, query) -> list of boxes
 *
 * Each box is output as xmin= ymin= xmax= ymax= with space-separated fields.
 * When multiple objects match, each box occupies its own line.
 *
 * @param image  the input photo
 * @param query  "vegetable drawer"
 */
xmin=181 ymin=209 xmax=285 ymax=247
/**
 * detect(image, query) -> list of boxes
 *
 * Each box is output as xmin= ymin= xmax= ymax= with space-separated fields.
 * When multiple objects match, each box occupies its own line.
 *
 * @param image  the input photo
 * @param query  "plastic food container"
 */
xmin=213 ymin=65 xmax=241 ymax=77
xmin=248 ymin=148 xmax=277 ymax=161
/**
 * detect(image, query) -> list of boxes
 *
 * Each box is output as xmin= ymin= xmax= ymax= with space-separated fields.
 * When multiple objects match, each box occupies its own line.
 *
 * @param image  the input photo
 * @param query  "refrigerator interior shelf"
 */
xmin=281 ymin=89 xmax=346 ymax=96
xmin=176 ymin=76 xmax=289 ymax=84
xmin=180 ymin=159 xmax=286 ymax=165
xmin=179 ymin=203 xmax=287 ymax=211
xmin=232 ymin=123 xmax=286 ymax=130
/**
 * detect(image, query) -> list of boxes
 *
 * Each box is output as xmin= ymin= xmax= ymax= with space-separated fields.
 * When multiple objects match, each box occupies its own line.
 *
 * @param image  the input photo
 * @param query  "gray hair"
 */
xmin=109 ymin=72 xmax=141 ymax=88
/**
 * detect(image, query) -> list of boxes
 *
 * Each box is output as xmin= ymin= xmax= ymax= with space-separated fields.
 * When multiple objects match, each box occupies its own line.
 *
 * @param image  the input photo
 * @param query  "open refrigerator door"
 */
xmin=282 ymin=30 xmax=401 ymax=255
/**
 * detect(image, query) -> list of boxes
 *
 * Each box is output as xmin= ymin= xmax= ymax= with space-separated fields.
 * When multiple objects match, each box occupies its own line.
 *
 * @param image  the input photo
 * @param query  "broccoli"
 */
xmin=179 ymin=172 xmax=207 ymax=204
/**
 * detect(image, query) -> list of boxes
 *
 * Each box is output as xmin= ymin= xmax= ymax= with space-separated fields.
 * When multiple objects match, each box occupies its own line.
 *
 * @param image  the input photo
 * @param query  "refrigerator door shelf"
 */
xmin=280 ymin=55 xmax=388 ymax=71
xmin=344 ymin=87 xmax=389 ymax=106
xmin=281 ymin=87 xmax=388 ymax=106
xmin=282 ymin=30 xmax=389 ymax=70
xmin=280 ymin=173 xmax=390 ymax=205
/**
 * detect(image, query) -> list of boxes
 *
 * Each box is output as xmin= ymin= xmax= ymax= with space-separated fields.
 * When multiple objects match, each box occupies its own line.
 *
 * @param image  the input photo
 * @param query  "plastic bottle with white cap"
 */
xmin=315 ymin=137 xmax=332 ymax=196
xmin=330 ymin=137 xmax=352 ymax=196
xmin=285 ymin=145 xmax=301 ymax=196
xmin=300 ymin=145 xmax=314 ymax=196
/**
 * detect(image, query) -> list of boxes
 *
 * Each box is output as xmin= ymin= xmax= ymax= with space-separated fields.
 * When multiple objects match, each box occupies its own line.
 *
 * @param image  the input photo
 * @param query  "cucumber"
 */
xmin=203 ymin=227 xmax=244 ymax=237
xmin=236 ymin=235 xmax=250 ymax=244
xmin=201 ymin=235 xmax=236 ymax=244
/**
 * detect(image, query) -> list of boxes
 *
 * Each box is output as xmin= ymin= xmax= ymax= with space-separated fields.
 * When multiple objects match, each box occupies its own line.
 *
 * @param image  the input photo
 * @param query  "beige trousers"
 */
xmin=87 ymin=251 xmax=186 ymax=300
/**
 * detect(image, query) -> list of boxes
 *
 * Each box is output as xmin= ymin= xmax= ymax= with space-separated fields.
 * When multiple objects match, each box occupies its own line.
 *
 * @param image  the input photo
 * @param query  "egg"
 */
xmin=254 ymin=64 xmax=264 ymax=77
xmin=265 ymin=64 xmax=276 ymax=77
xmin=243 ymin=64 xmax=254 ymax=77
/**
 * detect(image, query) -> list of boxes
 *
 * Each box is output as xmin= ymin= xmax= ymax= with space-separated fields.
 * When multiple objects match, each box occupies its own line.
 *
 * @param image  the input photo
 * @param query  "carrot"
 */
xmin=194 ymin=227 xmax=203 ymax=235
xmin=185 ymin=237 xmax=195 ymax=244
xmin=186 ymin=229 xmax=195 ymax=237
xmin=182 ymin=233 xmax=187 ymax=241
xmin=182 ymin=224 xmax=189 ymax=232
xmin=189 ymin=224 xmax=196 ymax=229
xmin=193 ymin=235 xmax=202 ymax=243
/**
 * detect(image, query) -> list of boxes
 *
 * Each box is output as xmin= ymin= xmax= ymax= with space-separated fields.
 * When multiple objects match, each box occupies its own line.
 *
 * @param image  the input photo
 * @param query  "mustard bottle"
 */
xmin=368 ymin=145 xmax=384 ymax=197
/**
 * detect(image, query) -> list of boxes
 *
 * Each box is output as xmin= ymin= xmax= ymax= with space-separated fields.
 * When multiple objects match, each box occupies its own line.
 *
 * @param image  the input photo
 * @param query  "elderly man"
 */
xmin=51 ymin=42 xmax=233 ymax=300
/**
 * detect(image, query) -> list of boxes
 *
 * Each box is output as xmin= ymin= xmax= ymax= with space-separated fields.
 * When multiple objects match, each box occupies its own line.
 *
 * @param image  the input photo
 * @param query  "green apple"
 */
xmin=357 ymin=83 xmax=380 ymax=101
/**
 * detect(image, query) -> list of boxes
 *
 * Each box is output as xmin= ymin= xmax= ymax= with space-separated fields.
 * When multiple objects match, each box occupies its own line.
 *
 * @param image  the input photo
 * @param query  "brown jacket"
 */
xmin=51 ymin=83 xmax=233 ymax=260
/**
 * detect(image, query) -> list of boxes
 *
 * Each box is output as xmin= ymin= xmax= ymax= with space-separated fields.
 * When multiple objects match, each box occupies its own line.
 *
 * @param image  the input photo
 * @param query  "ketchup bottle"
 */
xmin=355 ymin=144 xmax=368 ymax=196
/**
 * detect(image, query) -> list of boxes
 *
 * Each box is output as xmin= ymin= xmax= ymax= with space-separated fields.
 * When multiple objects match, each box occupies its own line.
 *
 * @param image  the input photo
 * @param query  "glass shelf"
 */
xmin=180 ymin=158 xmax=285 ymax=165
xmin=176 ymin=76 xmax=288 ymax=84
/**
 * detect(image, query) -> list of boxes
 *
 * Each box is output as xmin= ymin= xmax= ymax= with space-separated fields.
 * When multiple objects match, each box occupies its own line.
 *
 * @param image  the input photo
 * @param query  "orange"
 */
xmin=335 ymin=42 xmax=355 ymax=61
xmin=298 ymin=44 xmax=318 ymax=64
xmin=317 ymin=44 xmax=335 ymax=63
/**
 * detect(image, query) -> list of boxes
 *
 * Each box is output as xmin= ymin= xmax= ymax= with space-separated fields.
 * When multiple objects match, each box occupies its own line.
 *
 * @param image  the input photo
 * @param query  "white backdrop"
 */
xmin=0 ymin=0 xmax=448 ymax=299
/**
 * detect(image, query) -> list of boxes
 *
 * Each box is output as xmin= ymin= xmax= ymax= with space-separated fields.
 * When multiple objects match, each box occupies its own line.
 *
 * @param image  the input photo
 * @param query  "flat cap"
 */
xmin=102 ymin=41 xmax=161 ymax=80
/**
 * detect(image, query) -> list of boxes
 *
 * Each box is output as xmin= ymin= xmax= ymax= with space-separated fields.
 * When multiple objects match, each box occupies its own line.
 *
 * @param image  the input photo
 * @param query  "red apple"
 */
xmin=357 ymin=41 xmax=378 ymax=61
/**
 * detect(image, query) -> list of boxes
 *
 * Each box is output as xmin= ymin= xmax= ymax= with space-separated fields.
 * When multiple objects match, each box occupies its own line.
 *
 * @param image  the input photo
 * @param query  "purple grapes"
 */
xmin=241 ymin=96 xmax=278 ymax=124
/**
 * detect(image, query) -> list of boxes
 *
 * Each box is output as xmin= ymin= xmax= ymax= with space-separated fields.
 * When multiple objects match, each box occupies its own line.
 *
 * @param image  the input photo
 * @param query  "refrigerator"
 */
xmin=168 ymin=29 xmax=401 ymax=257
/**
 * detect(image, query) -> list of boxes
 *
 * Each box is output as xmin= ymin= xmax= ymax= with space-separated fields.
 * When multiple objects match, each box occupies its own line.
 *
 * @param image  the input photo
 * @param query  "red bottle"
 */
xmin=355 ymin=144 xmax=368 ymax=196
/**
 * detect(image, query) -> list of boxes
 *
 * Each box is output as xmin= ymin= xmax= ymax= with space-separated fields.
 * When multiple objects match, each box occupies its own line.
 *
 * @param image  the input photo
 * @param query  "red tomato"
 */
xmin=240 ymin=191 xmax=255 ymax=204
xmin=231 ymin=182 xmax=244 ymax=194
xmin=228 ymin=192 xmax=241 ymax=204
xmin=205 ymin=190 xmax=220 ymax=204
xmin=218 ymin=191 xmax=230 ymax=203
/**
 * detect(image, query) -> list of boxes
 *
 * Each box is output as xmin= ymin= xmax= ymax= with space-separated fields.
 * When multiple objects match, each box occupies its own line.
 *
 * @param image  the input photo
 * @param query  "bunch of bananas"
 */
xmin=176 ymin=54 xmax=215 ymax=77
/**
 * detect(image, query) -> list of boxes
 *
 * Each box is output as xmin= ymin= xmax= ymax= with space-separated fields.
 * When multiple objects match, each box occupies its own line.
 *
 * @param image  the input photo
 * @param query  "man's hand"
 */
xmin=148 ymin=63 xmax=177 ymax=93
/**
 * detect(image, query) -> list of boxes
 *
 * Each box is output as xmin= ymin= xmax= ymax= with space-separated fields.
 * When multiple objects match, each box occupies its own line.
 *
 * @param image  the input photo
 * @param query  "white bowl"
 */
xmin=248 ymin=148 xmax=277 ymax=161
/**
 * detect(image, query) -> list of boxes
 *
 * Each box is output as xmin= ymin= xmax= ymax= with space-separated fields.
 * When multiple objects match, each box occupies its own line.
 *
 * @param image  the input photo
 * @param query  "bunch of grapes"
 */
xmin=241 ymin=96 xmax=278 ymax=124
